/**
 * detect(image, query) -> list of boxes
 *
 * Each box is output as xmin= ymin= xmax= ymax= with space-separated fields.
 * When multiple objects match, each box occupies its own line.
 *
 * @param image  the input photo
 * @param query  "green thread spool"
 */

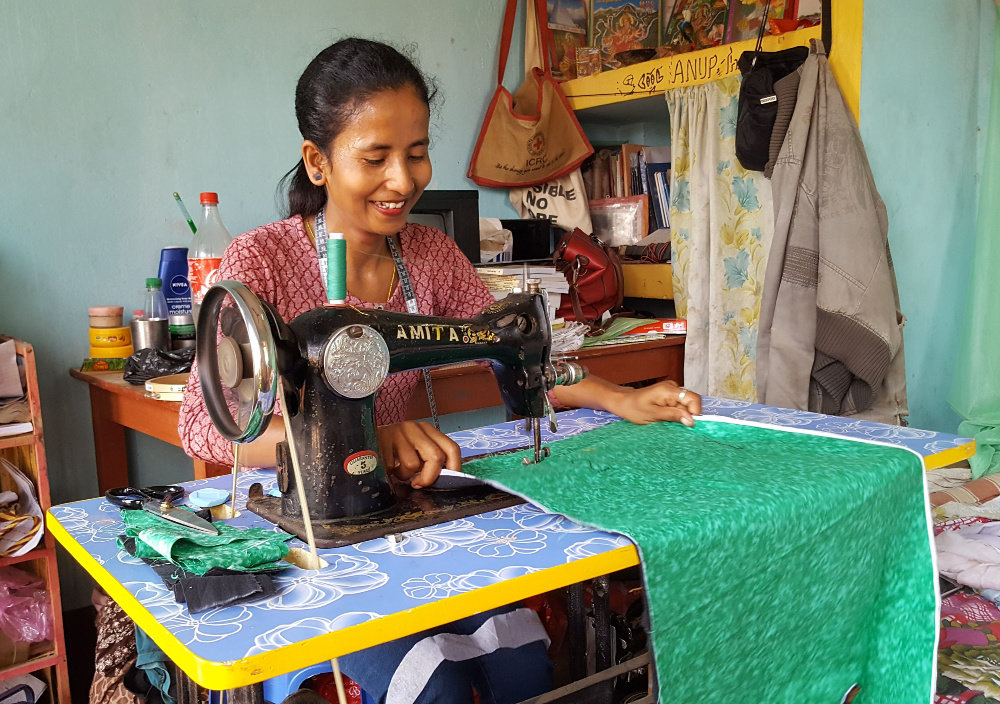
xmin=327 ymin=233 xmax=347 ymax=303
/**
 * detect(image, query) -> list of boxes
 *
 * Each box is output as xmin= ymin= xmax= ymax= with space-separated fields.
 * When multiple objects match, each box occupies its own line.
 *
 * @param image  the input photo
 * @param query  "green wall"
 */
xmin=0 ymin=1 xmax=994 ymax=606
xmin=0 ymin=0 xmax=526 ymax=607
xmin=860 ymin=1 xmax=995 ymax=433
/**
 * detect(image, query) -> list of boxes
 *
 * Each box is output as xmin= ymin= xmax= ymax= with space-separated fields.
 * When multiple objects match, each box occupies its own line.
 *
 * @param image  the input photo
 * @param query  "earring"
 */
xmin=313 ymin=173 xmax=323 ymax=182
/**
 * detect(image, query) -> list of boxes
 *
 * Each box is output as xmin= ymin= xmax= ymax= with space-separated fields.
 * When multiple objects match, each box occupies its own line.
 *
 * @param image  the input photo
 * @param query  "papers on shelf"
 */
xmin=0 ymin=457 xmax=44 ymax=556
xmin=0 ymin=422 xmax=32 ymax=438
xmin=0 ymin=340 xmax=23 ymax=399
xmin=0 ymin=674 xmax=47 ymax=703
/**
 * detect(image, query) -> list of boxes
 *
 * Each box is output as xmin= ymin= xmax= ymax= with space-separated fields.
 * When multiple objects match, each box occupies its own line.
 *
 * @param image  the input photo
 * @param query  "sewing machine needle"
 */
xmin=532 ymin=417 xmax=542 ymax=463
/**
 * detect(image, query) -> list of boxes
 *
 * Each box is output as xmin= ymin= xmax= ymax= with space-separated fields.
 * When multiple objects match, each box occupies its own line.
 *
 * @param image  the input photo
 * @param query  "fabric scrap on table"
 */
xmin=117 ymin=508 xmax=292 ymax=575
xmin=119 ymin=536 xmax=282 ymax=612
xmin=464 ymin=418 xmax=935 ymax=701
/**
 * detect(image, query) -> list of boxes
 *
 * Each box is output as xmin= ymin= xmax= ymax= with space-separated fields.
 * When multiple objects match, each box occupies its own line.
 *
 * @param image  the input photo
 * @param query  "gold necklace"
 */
xmin=308 ymin=218 xmax=396 ymax=303
xmin=386 ymin=264 xmax=396 ymax=302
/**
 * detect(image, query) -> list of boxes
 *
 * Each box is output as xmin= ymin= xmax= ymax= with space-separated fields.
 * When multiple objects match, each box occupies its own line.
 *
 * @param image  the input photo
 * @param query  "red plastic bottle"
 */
xmin=187 ymin=192 xmax=233 ymax=312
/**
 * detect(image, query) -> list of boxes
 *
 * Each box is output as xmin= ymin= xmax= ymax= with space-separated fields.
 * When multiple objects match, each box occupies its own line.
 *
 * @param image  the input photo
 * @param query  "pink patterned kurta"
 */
xmin=179 ymin=215 xmax=494 ymax=466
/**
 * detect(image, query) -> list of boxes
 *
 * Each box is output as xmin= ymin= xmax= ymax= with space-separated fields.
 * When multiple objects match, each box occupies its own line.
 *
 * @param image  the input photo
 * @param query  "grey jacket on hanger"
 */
xmin=756 ymin=39 xmax=908 ymax=425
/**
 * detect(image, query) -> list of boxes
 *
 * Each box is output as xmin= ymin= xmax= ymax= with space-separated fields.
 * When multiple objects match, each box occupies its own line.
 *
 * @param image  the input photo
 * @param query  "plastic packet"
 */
xmin=123 ymin=347 xmax=195 ymax=385
xmin=0 ymin=566 xmax=52 ymax=643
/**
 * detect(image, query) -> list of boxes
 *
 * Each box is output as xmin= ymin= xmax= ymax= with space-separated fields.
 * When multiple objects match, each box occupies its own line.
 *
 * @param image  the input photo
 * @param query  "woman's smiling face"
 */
xmin=319 ymin=85 xmax=432 ymax=240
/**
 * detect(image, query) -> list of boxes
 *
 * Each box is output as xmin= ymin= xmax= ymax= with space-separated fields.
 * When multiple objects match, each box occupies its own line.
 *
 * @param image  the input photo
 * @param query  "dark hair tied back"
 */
xmin=280 ymin=38 xmax=435 ymax=219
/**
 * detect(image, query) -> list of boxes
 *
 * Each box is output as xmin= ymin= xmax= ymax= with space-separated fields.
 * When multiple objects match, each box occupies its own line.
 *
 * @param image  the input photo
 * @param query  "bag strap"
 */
xmin=497 ymin=0 xmax=552 ymax=86
xmin=524 ymin=0 xmax=549 ymax=74
xmin=749 ymin=0 xmax=772 ymax=71
xmin=822 ymin=0 xmax=832 ymax=58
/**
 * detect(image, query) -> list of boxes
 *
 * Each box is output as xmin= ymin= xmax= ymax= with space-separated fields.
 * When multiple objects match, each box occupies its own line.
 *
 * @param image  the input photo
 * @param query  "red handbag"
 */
xmin=553 ymin=228 xmax=624 ymax=325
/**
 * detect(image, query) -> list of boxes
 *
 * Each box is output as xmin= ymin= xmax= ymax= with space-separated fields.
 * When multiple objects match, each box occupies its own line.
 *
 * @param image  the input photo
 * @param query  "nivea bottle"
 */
xmin=158 ymin=245 xmax=192 ymax=316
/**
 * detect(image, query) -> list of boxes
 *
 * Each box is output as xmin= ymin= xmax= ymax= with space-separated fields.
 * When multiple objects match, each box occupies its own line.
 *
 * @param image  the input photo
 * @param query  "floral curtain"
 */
xmin=666 ymin=75 xmax=774 ymax=401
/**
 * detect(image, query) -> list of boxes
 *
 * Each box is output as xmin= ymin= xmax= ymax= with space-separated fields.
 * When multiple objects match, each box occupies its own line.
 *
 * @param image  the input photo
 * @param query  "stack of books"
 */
xmin=581 ymin=144 xmax=671 ymax=234
xmin=474 ymin=263 xmax=569 ymax=327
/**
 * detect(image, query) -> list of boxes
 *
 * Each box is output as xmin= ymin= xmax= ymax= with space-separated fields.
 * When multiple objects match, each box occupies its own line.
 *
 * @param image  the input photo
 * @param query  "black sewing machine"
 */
xmin=197 ymin=281 xmax=584 ymax=547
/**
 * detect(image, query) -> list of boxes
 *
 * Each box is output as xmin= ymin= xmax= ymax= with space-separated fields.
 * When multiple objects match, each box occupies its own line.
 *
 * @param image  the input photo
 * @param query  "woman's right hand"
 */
xmin=377 ymin=421 xmax=462 ymax=489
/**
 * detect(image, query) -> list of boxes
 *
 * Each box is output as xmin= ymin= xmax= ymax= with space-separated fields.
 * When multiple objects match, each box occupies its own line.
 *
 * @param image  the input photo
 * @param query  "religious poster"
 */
xmin=662 ymin=0 xmax=730 ymax=52
xmin=727 ymin=0 xmax=788 ymax=42
xmin=591 ymin=0 xmax=661 ymax=70
xmin=547 ymin=0 xmax=589 ymax=80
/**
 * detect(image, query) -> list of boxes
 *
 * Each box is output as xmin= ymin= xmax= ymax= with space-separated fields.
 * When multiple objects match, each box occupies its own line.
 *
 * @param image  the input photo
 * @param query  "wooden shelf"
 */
xmin=0 ymin=337 xmax=70 ymax=702
xmin=563 ymin=0 xmax=864 ymax=124
xmin=622 ymin=262 xmax=673 ymax=300
xmin=0 ymin=431 xmax=35 ymax=451
xmin=564 ymin=25 xmax=822 ymax=113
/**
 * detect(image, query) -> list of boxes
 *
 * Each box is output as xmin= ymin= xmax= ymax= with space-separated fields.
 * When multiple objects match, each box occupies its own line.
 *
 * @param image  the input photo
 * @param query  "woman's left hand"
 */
xmin=606 ymin=379 xmax=702 ymax=427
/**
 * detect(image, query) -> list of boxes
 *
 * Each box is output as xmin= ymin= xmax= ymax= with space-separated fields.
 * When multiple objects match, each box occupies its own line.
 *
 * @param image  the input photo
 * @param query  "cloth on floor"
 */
xmin=338 ymin=604 xmax=551 ymax=704
xmin=937 ymin=674 xmax=1000 ymax=704
xmin=937 ymin=522 xmax=1000 ymax=590
xmin=928 ymin=466 xmax=976 ymax=494
xmin=938 ymin=592 xmax=1000 ymax=701
xmin=932 ymin=474 xmax=1000 ymax=509
xmin=128 ymin=627 xmax=175 ymax=704
xmin=90 ymin=590 xmax=140 ymax=704
xmin=117 ymin=508 xmax=291 ymax=575
xmin=464 ymin=418 xmax=935 ymax=701
xmin=935 ymin=498 xmax=1000 ymax=524
xmin=119 ymin=537 xmax=282 ymax=612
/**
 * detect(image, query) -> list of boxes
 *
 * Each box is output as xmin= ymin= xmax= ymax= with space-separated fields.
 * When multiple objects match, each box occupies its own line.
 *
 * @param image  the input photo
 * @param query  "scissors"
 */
xmin=105 ymin=485 xmax=219 ymax=535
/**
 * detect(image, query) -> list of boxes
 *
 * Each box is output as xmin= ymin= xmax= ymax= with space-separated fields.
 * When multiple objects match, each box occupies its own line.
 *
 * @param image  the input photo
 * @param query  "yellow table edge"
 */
xmin=47 ymin=509 xmax=639 ymax=690
xmin=925 ymin=440 xmax=977 ymax=471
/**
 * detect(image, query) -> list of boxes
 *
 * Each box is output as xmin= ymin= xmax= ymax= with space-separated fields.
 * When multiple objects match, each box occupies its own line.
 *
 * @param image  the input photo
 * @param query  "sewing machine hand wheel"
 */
xmin=197 ymin=281 xmax=280 ymax=444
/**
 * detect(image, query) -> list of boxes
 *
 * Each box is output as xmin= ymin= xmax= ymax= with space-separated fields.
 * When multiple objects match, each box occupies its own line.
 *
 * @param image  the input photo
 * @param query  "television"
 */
xmin=408 ymin=190 xmax=480 ymax=263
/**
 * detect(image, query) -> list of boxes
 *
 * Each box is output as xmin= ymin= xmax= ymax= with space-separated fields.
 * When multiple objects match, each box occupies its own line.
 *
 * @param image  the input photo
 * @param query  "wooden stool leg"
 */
xmin=171 ymin=664 xmax=202 ymax=704
xmin=226 ymin=683 xmax=264 ymax=704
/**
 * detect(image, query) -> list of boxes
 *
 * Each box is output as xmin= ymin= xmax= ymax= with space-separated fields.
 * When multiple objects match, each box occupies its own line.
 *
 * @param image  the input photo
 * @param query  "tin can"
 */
xmin=169 ymin=313 xmax=196 ymax=350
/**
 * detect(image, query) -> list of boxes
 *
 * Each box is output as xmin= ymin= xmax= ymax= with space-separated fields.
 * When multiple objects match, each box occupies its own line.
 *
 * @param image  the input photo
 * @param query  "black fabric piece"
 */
xmin=119 ymin=532 xmax=281 ymax=613
xmin=123 ymin=665 xmax=170 ymax=704
xmin=822 ymin=0 xmax=832 ymax=58
xmin=736 ymin=46 xmax=808 ymax=172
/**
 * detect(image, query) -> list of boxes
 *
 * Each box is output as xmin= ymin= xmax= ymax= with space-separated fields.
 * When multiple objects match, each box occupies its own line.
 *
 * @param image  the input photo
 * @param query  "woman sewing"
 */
xmin=179 ymin=37 xmax=701 ymax=704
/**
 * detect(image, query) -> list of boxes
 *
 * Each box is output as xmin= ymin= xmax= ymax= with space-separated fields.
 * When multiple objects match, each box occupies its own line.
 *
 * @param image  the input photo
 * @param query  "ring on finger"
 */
xmin=678 ymin=389 xmax=687 ymax=402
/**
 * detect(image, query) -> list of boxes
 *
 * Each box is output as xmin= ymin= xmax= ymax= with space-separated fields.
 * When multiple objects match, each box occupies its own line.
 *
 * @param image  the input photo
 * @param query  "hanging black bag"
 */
xmin=735 ymin=0 xmax=808 ymax=173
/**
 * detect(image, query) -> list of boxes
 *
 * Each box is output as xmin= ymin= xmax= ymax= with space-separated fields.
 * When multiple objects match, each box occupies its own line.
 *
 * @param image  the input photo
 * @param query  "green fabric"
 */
xmin=118 ymin=509 xmax=291 ymax=575
xmin=464 ymin=419 xmax=935 ymax=701
xmin=949 ymin=13 xmax=1000 ymax=479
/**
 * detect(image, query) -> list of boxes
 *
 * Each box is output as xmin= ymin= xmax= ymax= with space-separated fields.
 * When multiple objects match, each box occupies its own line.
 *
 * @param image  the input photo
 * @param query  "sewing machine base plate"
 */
xmin=246 ymin=482 xmax=525 ymax=548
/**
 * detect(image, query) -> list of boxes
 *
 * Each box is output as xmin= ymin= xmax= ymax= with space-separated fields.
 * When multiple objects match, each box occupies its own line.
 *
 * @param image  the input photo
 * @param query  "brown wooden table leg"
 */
xmin=193 ymin=458 xmax=230 ymax=480
xmin=87 ymin=386 xmax=131 ymax=493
